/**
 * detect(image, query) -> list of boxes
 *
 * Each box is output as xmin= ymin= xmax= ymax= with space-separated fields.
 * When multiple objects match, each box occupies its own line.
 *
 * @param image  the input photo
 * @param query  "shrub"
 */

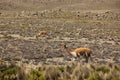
xmin=88 ymin=72 xmax=101 ymax=80
xmin=0 ymin=60 xmax=120 ymax=80
xmin=72 ymin=64 xmax=90 ymax=80
xmin=0 ymin=64 xmax=19 ymax=80
xmin=57 ymin=66 xmax=65 ymax=72
xmin=45 ymin=66 xmax=61 ymax=80
xmin=28 ymin=69 xmax=45 ymax=80
xmin=95 ymin=65 xmax=110 ymax=73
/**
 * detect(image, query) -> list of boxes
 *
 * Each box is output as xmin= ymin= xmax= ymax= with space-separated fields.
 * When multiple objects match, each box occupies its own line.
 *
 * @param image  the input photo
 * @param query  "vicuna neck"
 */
xmin=64 ymin=47 xmax=71 ymax=54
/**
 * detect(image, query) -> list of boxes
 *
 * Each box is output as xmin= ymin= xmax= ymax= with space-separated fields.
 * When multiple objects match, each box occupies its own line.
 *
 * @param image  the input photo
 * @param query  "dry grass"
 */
xmin=0 ymin=60 xmax=120 ymax=80
xmin=0 ymin=0 xmax=120 ymax=80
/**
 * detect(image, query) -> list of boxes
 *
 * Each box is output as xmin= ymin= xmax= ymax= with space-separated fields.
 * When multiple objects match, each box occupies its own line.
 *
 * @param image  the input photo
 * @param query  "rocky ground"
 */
xmin=0 ymin=0 xmax=120 ymax=65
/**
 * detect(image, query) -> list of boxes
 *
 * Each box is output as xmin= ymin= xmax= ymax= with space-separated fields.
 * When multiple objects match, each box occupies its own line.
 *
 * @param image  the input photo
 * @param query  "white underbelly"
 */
xmin=70 ymin=52 xmax=77 ymax=57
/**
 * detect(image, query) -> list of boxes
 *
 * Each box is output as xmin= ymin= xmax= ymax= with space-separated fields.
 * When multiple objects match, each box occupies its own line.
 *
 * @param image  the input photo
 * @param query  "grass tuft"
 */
xmin=0 ymin=61 xmax=120 ymax=80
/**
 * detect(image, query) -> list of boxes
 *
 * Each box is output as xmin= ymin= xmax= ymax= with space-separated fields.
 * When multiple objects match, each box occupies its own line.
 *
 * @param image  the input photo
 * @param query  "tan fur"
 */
xmin=36 ymin=31 xmax=46 ymax=39
xmin=73 ymin=48 xmax=91 ymax=56
xmin=62 ymin=44 xmax=92 ymax=62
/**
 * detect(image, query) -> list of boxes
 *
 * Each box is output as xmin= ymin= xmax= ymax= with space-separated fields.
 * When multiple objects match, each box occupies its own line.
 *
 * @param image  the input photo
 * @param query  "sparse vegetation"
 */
xmin=0 ymin=0 xmax=120 ymax=80
xmin=28 ymin=69 xmax=45 ymax=80
xmin=0 ymin=61 xmax=120 ymax=80
xmin=0 ymin=62 xmax=19 ymax=80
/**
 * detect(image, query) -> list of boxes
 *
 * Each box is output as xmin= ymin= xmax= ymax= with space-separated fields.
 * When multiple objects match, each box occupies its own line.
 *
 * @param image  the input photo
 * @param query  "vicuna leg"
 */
xmin=89 ymin=55 xmax=93 ymax=62
xmin=72 ymin=57 xmax=78 ymax=61
xmin=85 ymin=56 xmax=88 ymax=63
xmin=85 ymin=52 xmax=88 ymax=63
xmin=76 ymin=54 xmax=81 ymax=62
xmin=77 ymin=57 xmax=81 ymax=62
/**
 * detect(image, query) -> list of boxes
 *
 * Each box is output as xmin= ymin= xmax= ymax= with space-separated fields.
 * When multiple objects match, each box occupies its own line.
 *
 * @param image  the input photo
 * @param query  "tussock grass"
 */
xmin=0 ymin=60 xmax=120 ymax=80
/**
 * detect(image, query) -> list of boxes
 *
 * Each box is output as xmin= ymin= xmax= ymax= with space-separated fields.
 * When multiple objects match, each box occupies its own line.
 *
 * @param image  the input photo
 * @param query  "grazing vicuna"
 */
xmin=36 ymin=31 xmax=47 ymax=39
xmin=62 ymin=44 xmax=92 ymax=63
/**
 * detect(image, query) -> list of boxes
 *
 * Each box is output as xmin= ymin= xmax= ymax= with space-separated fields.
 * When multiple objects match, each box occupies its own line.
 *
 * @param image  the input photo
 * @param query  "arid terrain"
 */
xmin=0 ymin=0 xmax=120 ymax=66
xmin=0 ymin=0 xmax=120 ymax=80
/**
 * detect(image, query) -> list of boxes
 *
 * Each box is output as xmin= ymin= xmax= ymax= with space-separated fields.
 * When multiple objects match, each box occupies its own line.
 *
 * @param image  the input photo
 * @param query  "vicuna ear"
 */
xmin=61 ymin=43 xmax=67 ymax=48
xmin=63 ymin=44 xmax=67 ymax=48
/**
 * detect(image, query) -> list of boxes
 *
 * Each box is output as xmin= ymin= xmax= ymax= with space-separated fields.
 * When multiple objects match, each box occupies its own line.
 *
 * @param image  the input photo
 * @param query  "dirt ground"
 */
xmin=0 ymin=0 xmax=120 ymax=65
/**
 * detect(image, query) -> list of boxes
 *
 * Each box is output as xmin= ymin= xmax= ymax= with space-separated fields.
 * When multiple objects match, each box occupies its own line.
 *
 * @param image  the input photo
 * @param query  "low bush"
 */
xmin=0 ymin=61 xmax=120 ymax=80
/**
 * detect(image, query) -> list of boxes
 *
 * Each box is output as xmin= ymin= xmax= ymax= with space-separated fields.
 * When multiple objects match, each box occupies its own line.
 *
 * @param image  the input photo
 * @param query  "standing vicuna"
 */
xmin=62 ymin=44 xmax=92 ymax=63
